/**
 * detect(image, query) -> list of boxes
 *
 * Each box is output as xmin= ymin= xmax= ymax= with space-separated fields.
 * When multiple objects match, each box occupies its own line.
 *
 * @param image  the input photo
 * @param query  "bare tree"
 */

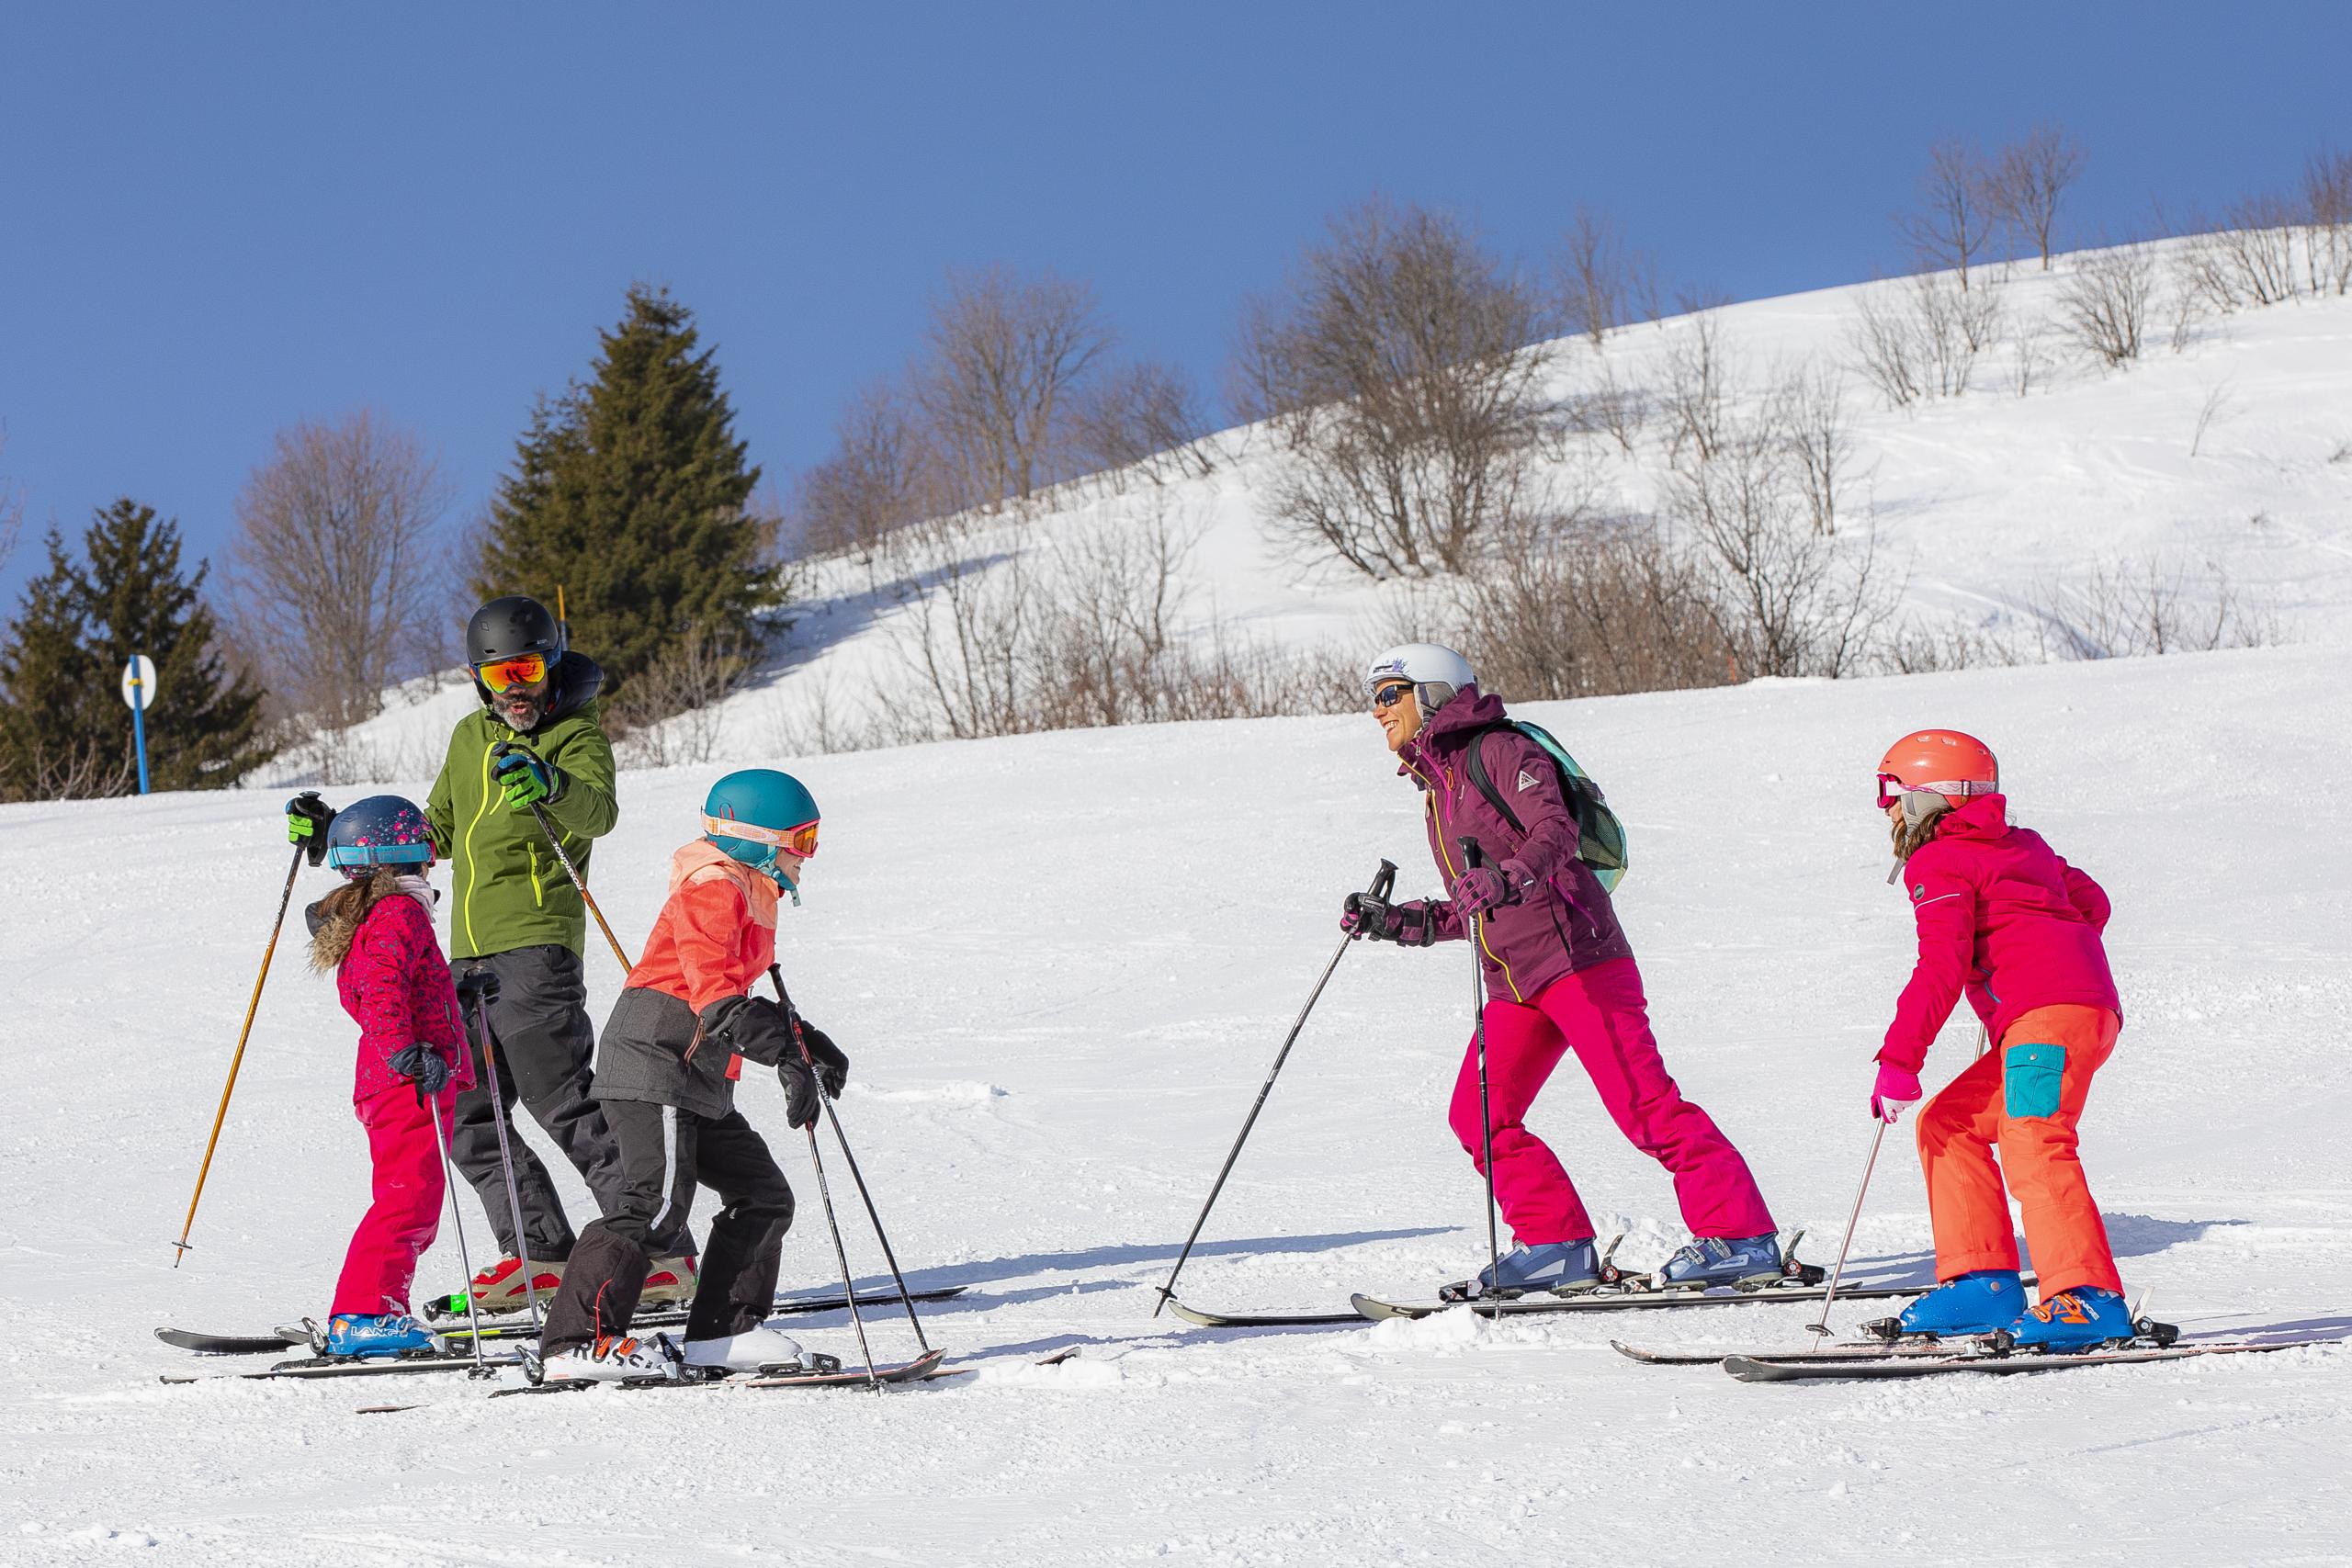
xmin=1235 ymin=197 xmax=1555 ymax=578
xmin=1847 ymin=272 xmax=1994 ymax=408
xmin=918 ymin=264 xmax=1110 ymax=508
xmin=1985 ymin=124 xmax=2086 ymax=270
xmin=1555 ymin=206 xmax=1659 ymax=347
xmin=2057 ymin=240 xmax=2156 ymax=367
xmin=1770 ymin=361 xmax=1858 ymax=535
xmin=2302 ymin=146 xmax=2352 ymax=296
xmin=795 ymin=379 xmax=944 ymax=560
xmin=1659 ymin=310 xmax=1733 ymax=462
xmin=227 ymin=410 xmax=453 ymax=728
xmin=1898 ymin=137 xmax=1997 ymax=290
xmin=1064 ymin=358 xmax=1216 ymax=491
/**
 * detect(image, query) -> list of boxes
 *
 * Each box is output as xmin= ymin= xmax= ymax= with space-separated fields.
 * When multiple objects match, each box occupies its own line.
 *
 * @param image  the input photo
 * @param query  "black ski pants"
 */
xmin=539 ymin=1098 xmax=795 ymax=1355
xmin=452 ymin=946 xmax=696 ymax=1264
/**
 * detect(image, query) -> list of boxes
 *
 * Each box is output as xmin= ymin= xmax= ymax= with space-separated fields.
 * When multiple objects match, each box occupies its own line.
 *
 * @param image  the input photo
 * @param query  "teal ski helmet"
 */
xmin=703 ymin=768 xmax=820 ymax=897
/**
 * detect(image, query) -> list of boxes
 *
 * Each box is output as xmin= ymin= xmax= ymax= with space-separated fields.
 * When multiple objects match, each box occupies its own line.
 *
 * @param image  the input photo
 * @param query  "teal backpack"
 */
xmin=1461 ymin=721 xmax=1630 ymax=893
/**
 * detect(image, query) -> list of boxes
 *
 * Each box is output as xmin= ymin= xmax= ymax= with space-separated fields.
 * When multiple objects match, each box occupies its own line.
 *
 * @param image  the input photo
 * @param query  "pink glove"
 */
xmin=1871 ymin=1062 xmax=1923 ymax=1122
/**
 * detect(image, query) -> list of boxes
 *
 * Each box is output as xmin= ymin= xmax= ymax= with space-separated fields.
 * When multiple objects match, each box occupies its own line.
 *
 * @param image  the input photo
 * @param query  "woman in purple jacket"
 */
xmin=1345 ymin=644 xmax=1781 ymax=1299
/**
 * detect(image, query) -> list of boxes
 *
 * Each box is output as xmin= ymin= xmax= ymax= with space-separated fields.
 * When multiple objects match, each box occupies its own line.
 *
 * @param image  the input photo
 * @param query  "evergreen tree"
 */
xmin=0 ymin=501 xmax=266 ymax=799
xmin=474 ymin=285 xmax=768 ymax=692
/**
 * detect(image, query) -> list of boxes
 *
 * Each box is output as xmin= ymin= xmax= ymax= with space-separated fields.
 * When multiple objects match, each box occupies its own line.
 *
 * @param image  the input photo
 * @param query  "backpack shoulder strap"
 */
xmin=1460 ymin=723 xmax=1527 ymax=838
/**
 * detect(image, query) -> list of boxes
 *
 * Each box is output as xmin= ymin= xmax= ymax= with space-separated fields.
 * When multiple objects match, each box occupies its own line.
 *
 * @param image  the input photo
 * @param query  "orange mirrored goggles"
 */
xmin=704 ymin=814 xmax=820 ymax=860
xmin=476 ymin=654 xmax=548 ymax=693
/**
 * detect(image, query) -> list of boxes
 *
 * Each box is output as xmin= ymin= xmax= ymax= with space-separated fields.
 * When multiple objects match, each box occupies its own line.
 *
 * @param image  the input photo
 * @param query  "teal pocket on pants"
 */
xmin=2004 ymin=1042 xmax=2066 ymax=1119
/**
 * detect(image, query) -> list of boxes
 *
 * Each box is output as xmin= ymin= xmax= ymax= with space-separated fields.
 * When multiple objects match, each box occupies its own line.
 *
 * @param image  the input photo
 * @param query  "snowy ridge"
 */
xmin=6 ymin=639 xmax=2348 ymax=1562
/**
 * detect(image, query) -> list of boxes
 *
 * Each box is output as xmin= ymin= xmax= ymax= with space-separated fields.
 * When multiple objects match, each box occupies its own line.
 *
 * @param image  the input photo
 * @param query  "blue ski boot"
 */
xmin=1440 ymin=1240 xmax=1600 ymax=1302
xmin=1656 ymin=1232 xmax=1783 ymax=1289
xmin=2007 ymin=1287 xmax=2135 ymax=1352
xmin=324 ymin=1312 xmax=444 ymax=1359
xmin=1895 ymin=1269 xmax=2026 ymax=1337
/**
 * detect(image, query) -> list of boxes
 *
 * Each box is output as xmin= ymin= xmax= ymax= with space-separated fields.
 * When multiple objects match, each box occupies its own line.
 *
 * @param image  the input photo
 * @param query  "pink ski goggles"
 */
xmin=1875 ymin=773 xmax=1996 ymax=809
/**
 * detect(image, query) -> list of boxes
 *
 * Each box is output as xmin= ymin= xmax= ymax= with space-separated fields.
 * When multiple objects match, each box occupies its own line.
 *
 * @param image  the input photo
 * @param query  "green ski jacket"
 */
xmin=424 ymin=654 xmax=620 ymax=961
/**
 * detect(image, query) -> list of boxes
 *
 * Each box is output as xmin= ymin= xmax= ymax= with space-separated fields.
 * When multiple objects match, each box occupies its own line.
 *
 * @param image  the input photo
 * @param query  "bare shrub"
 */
xmin=1432 ymin=508 xmax=1736 ymax=700
xmin=1898 ymin=137 xmax=1996 ymax=289
xmin=2057 ymin=242 xmax=2155 ymax=367
xmin=2029 ymin=556 xmax=2276 ymax=658
xmin=226 ymin=410 xmax=453 ymax=730
xmin=1555 ymin=206 xmax=1658 ymax=347
xmin=2009 ymin=314 xmax=2052 ymax=396
xmin=1985 ymin=124 xmax=2086 ymax=270
xmin=1064 ymin=359 xmax=1216 ymax=491
xmin=1660 ymin=311 xmax=1733 ymax=463
xmin=2188 ymin=380 xmax=2237 ymax=458
xmin=609 ymin=626 xmax=755 ymax=766
xmin=1234 ymin=197 xmax=1556 ymax=578
xmin=1849 ymin=283 xmax=1925 ymax=410
xmin=1847 ymin=272 xmax=1994 ymax=408
xmin=1564 ymin=360 xmax=1649 ymax=455
xmin=2208 ymin=197 xmax=2304 ymax=308
xmin=2302 ymin=146 xmax=2352 ymax=295
xmin=919 ymin=264 xmax=1110 ymax=508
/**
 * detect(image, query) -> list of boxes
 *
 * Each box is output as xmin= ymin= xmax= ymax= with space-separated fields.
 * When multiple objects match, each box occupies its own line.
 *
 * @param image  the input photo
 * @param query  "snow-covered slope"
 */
xmin=6 ymin=642 xmax=2346 ymax=1563
xmin=284 ymin=239 xmax=2352 ymax=777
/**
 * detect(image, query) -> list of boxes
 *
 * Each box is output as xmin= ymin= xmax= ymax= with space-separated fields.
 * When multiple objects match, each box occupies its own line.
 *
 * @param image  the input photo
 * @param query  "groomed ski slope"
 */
xmin=5 ymin=642 xmax=2349 ymax=1565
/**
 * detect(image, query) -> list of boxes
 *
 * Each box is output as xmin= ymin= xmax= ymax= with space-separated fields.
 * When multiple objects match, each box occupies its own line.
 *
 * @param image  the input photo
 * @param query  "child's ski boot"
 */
xmin=322 ymin=1313 xmax=445 ymax=1359
xmin=2007 ymin=1287 xmax=2137 ymax=1351
xmin=1654 ymin=1232 xmax=1783 ymax=1289
xmin=1438 ymin=1239 xmax=1600 ymax=1302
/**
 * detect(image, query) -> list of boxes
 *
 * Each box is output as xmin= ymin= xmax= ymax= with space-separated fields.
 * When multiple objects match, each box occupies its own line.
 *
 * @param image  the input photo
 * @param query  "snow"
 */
xmin=6 ymin=637 xmax=2350 ymax=1564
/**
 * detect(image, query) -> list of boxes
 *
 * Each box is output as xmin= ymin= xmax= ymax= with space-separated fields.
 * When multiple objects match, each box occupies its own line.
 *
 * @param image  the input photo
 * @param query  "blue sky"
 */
xmin=1 ymin=3 xmax=2342 ymax=604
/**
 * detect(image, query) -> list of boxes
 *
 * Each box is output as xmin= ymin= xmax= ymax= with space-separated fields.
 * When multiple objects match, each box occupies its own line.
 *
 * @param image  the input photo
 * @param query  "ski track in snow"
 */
xmin=6 ymin=644 xmax=2351 ymax=1564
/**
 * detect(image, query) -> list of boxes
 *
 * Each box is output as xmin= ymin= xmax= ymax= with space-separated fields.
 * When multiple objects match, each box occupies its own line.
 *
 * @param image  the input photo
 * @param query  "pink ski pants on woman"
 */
xmin=331 ymin=1081 xmax=454 ymax=1316
xmin=1446 ymin=956 xmax=1775 ymax=1246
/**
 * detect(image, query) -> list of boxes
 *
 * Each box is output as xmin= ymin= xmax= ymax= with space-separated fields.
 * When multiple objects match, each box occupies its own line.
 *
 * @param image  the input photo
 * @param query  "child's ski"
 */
xmin=489 ymin=1348 xmax=952 ymax=1397
xmin=160 ymin=1352 xmax=528 ymax=1384
xmin=1348 ymin=1277 xmax=1951 ymax=1322
xmin=1723 ymin=1334 xmax=2338 ymax=1382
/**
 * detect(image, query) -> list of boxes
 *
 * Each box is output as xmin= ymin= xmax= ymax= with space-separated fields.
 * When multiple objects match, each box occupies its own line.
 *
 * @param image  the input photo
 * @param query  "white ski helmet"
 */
xmin=1363 ymin=643 xmax=1476 ymax=712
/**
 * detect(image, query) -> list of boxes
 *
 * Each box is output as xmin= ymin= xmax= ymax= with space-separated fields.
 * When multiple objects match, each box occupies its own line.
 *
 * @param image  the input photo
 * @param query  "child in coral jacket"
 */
xmin=1870 ymin=730 xmax=2132 ymax=1349
xmin=536 ymin=768 xmax=849 ymax=1382
xmin=303 ymin=795 xmax=476 ymax=1359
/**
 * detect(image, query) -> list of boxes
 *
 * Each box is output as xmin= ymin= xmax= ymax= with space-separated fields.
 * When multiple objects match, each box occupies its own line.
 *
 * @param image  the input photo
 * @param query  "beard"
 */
xmin=493 ymin=688 xmax=548 ymax=732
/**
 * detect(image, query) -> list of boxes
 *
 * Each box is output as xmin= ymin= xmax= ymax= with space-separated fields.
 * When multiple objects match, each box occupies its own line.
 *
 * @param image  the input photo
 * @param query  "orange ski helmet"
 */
xmin=1875 ymin=729 xmax=1998 ymax=811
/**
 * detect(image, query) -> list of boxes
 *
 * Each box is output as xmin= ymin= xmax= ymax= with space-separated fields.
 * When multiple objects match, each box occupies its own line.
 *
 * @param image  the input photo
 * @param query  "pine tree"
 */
xmin=474 ymin=285 xmax=769 ymax=694
xmin=0 ymin=501 xmax=266 ymax=799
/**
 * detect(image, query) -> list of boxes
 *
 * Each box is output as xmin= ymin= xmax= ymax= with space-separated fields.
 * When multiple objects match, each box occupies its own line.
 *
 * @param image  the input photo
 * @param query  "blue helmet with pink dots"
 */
xmin=324 ymin=795 xmax=435 ymax=879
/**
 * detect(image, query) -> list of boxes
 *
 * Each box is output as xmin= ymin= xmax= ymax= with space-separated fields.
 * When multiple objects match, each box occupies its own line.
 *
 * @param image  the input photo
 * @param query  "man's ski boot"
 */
xmin=1654 ymin=1232 xmax=1784 ymax=1290
xmin=640 ymin=1254 xmax=699 ymax=1310
xmin=1878 ymin=1269 xmax=2027 ymax=1339
xmin=322 ymin=1312 xmax=446 ymax=1359
xmin=2007 ymin=1287 xmax=2137 ymax=1352
xmin=679 ymin=1325 xmax=833 ymax=1382
xmin=537 ymin=1332 xmax=684 ymax=1384
xmin=426 ymin=1256 xmax=565 ymax=1320
xmin=1438 ymin=1239 xmax=1600 ymax=1303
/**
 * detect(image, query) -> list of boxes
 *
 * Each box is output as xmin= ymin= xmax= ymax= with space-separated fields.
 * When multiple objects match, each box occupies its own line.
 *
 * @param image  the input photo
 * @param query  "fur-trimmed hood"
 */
xmin=308 ymin=867 xmax=438 ymax=972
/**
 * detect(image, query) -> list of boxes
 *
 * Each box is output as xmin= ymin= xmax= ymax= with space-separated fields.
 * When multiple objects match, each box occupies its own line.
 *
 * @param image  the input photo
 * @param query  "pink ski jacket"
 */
xmin=1881 ymin=793 xmax=2120 ymax=1073
xmin=338 ymin=891 xmax=474 ymax=1104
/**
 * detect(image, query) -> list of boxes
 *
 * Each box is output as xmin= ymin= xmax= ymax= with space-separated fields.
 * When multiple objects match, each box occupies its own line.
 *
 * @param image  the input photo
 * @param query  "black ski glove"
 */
xmin=794 ymin=1021 xmax=849 ymax=1098
xmin=699 ymin=994 xmax=794 ymax=1067
xmin=456 ymin=966 xmax=501 ymax=1015
xmin=1340 ymin=892 xmax=1435 ymax=946
xmin=286 ymin=793 xmax=336 ymax=867
xmin=390 ymin=1043 xmax=453 ymax=1096
xmin=776 ymin=1056 xmax=821 ymax=1129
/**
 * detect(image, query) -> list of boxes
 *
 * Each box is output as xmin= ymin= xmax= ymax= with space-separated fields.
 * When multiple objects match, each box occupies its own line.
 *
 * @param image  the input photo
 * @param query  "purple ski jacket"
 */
xmin=1396 ymin=686 xmax=1634 ymax=1004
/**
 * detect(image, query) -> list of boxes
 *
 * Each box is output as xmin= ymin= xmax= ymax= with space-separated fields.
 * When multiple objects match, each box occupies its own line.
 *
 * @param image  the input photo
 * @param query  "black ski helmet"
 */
xmin=467 ymin=595 xmax=565 ymax=669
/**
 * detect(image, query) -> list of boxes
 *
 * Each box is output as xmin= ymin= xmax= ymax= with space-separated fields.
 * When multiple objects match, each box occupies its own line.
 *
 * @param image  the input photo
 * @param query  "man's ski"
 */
xmin=156 ymin=1285 xmax=965 ymax=1357
xmin=489 ymin=1348 xmax=951 ymax=1398
xmin=1723 ymin=1334 xmax=2337 ymax=1382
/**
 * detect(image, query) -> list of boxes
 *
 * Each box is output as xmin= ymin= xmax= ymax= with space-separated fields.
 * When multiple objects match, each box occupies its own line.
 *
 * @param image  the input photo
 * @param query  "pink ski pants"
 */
xmin=332 ymin=1081 xmax=454 ymax=1317
xmin=1446 ymin=957 xmax=1775 ymax=1246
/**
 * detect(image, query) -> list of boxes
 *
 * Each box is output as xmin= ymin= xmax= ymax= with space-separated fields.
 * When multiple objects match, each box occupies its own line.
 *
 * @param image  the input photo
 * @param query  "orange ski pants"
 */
xmin=1916 ymin=1003 xmax=2122 ymax=1299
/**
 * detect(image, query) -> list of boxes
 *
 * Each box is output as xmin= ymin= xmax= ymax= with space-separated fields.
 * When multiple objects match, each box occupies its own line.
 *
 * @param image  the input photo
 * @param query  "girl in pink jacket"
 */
xmin=1869 ymin=731 xmax=2132 ymax=1351
xmin=302 ymin=795 xmax=475 ymax=1359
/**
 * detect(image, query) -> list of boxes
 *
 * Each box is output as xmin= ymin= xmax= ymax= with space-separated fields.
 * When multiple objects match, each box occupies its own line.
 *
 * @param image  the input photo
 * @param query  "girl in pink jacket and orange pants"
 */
xmin=1870 ymin=731 xmax=2133 ymax=1350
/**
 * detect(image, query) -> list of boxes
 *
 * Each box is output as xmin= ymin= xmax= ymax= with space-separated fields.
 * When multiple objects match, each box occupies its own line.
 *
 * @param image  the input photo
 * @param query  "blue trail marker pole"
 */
xmin=121 ymin=655 xmax=154 ymax=795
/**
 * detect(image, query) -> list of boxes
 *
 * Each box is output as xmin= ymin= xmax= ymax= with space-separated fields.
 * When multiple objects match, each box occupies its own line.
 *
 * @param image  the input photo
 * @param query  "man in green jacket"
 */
xmin=290 ymin=594 xmax=694 ymax=1313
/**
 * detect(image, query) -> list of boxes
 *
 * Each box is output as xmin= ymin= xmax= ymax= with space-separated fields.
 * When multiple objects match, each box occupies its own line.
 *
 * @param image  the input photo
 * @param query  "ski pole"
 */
xmin=769 ymin=964 xmax=930 ymax=1353
xmin=458 ymin=970 xmax=540 ymax=1333
xmin=423 ymin=1087 xmax=492 ymax=1375
xmin=796 ymin=1089 xmax=883 ymax=1392
xmin=1462 ymin=839 xmax=1503 ymax=1323
xmin=1807 ymin=1118 xmax=1889 ymax=1348
xmin=173 ymin=839 xmax=307 ymax=1266
xmin=1152 ymin=858 xmax=1398 ymax=1317
xmin=492 ymin=741 xmax=634 ymax=972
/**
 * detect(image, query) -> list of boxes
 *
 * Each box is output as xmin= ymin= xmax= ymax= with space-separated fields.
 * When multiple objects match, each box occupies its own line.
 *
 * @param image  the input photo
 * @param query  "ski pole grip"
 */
xmin=1368 ymin=859 xmax=1397 ymax=902
xmin=1459 ymin=837 xmax=1483 ymax=871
